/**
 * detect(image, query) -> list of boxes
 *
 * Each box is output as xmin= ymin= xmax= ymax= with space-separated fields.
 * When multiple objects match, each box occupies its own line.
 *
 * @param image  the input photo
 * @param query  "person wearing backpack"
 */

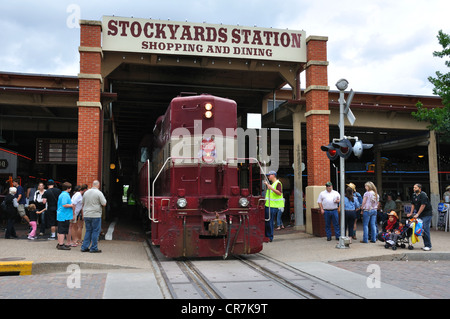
xmin=407 ymin=183 xmax=433 ymax=251
xmin=360 ymin=181 xmax=379 ymax=243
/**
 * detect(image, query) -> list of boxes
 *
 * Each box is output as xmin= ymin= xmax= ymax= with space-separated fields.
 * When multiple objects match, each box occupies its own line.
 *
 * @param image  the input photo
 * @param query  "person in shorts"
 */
xmin=56 ymin=182 xmax=73 ymax=250
xmin=42 ymin=179 xmax=61 ymax=240
xmin=12 ymin=179 xmax=30 ymax=226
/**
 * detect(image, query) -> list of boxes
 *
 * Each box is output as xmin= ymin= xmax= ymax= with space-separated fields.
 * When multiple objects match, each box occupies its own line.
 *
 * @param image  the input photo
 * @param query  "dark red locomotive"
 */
xmin=138 ymin=94 xmax=266 ymax=258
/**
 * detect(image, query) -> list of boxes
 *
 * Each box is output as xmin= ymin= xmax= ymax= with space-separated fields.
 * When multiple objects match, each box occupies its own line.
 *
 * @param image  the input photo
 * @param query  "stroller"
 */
xmin=384 ymin=218 xmax=416 ymax=251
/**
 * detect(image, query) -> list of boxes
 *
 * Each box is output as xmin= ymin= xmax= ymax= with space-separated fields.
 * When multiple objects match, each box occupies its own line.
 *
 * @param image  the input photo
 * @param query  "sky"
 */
xmin=0 ymin=0 xmax=448 ymax=96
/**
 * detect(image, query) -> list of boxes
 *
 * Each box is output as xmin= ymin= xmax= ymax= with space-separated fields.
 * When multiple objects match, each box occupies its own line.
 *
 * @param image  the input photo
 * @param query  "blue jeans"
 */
xmin=362 ymin=210 xmax=377 ymax=242
xmin=421 ymin=215 xmax=432 ymax=248
xmin=276 ymin=208 xmax=284 ymax=227
xmin=265 ymin=207 xmax=277 ymax=241
xmin=81 ymin=217 xmax=102 ymax=251
xmin=324 ymin=209 xmax=340 ymax=239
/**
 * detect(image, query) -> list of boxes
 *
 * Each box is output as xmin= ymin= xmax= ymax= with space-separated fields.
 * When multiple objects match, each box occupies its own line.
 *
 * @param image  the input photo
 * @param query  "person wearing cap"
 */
xmin=264 ymin=171 xmax=283 ymax=242
xmin=317 ymin=182 xmax=341 ymax=241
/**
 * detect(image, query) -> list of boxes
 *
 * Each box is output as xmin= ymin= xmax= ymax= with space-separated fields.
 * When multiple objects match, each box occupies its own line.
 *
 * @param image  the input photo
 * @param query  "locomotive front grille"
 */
xmin=201 ymin=198 xmax=228 ymax=213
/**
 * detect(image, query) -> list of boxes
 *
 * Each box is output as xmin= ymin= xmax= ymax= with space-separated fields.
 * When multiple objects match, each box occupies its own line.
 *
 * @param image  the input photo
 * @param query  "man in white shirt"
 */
xmin=317 ymin=181 xmax=341 ymax=241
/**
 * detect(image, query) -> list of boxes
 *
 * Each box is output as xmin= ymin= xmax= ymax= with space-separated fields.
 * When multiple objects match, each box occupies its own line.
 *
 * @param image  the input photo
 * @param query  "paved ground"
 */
xmin=1 ymin=217 xmax=449 ymax=299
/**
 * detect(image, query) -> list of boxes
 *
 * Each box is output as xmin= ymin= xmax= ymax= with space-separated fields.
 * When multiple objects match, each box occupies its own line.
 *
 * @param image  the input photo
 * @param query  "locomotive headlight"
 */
xmin=204 ymin=110 xmax=213 ymax=119
xmin=239 ymin=197 xmax=249 ymax=207
xmin=177 ymin=198 xmax=187 ymax=208
xmin=204 ymin=102 xmax=213 ymax=119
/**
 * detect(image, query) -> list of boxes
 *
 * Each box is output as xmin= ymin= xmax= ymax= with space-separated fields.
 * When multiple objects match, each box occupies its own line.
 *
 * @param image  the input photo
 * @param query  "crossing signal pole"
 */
xmin=336 ymin=79 xmax=352 ymax=249
xmin=321 ymin=80 xmax=373 ymax=248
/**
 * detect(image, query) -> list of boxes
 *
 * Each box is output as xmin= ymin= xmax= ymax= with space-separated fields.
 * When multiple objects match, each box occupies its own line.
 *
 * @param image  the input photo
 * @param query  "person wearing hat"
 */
xmin=264 ymin=171 xmax=283 ymax=242
xmin=443 ymin=185 xmax=450 ymax=203
xmin=386 ymin=214 xmax=405 ymax=247
xmin=347 ymin=182 xmax=362 ymax=239
xmin=317 ymin=182 xmax=341 ymax=241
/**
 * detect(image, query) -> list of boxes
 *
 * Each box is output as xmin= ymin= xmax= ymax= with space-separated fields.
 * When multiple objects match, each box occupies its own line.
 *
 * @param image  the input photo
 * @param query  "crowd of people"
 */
xmin=316 ymin=180 xmax=434 ymax=251
xmin=1 ymin=178 xmax=106 ymax=252
xmin=262 ymin=169 xmax=436 ymax=252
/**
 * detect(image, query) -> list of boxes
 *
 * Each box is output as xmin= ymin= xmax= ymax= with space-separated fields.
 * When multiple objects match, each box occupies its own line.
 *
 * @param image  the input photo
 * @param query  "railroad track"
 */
xmin=145 ymin=239 xmax=361 ymax=299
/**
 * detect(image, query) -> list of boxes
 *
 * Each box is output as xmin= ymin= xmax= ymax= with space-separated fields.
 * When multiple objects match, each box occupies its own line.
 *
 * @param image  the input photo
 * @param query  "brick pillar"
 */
xmin=305 ymin=36 xmax=330 ymax=186
xmin=304 ymin=36 xmax=330 ymax=234
xmin=77 ymin=20 xmax=103 ymax=186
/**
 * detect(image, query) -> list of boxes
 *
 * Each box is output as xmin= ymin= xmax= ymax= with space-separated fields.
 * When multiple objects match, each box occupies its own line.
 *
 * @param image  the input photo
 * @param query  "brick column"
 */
xmin=77 ymin=20 xmax=103 ymax=186
xmin=304 ymin=36 xmax=330 ymax=234
xmin=305 ymin=36 xmax=330 ymax=186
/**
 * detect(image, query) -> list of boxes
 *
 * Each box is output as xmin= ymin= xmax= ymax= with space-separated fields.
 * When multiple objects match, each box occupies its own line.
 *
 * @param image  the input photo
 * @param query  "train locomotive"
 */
xmin=138 ymin=94 xmax=266 ymax=258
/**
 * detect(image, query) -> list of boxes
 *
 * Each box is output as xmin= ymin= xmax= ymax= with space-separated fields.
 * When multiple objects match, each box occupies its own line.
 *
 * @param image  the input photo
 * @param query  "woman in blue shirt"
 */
xmin=344 ymin=186 xmax=360 ymax=239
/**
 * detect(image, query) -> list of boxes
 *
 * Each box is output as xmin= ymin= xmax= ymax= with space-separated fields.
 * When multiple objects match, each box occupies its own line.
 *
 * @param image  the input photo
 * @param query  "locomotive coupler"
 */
xmin=207 ymin=212 xmax=228 ymax=236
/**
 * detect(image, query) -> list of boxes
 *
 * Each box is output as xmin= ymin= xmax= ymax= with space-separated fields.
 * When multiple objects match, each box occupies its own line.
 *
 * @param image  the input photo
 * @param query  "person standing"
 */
xmin=27 ymin=204 xmax=38 ymax=240
xmin=347 ymin=182 xmax=362 ymax=239
xmin=360 ymin=181 xmax=379 ymax=243
xmin=4 ymin=187 xmax=19 ymax=239
xmin=81 ymin=180 xmax=107 ymax=253
xmin=42 ymin=180 xmax=61 ymax=240
xmin=317 ymin=182 xmax=340 ymax=241
xmin=383 ymin=194 xmax=397 ymax=223
xmin=12 ymin=179 xmax=30 ymax=226
xmin=443 ymin=185 xmax=450 ymax=202
xmin=68 ymin=184 xmax=87 ymax=246
xmin=407 ymin=183 xmax=433 ymax=251
xmin=264 ymin=171 xmax=283 ymax=242
xmin=56 ymin=182 xmax=73 ymax=250
xmin=344 ymin=186 xmax=360 ymax=239
xmin=34 ymin=182 xmax=47 ymax=236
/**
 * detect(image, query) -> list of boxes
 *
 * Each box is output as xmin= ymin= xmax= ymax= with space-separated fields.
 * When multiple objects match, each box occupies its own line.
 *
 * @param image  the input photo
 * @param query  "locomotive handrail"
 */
xmin=151 ymin=156 xmax=173 ymax=223
xmin=225 ymin=157 xmax=270 ymax=183
xmin=226 ymin=157 xmax=273 ymax=221
xmin=150 ymin=156 xmax=202 ymax=222
xmin=147 ymin=159 xmax=151 ymax=222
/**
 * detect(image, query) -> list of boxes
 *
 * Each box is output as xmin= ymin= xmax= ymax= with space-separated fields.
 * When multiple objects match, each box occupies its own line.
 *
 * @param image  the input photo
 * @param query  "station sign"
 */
xmin=102 ymin=16 xmax=306 ymax=63
xmin=36 ymin=138 xmax=77 ymax=164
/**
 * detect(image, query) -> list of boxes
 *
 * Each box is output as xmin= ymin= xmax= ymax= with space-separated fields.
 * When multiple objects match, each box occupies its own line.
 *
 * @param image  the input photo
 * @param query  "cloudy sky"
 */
xmin=0 ymin=0 xmax=448 ymax=96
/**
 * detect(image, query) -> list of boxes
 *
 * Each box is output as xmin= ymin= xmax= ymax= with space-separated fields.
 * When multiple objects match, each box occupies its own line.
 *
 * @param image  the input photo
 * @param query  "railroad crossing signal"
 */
xmin=320 ymin=143 xmax=339 ymax=161
xmin=321 ymin=137 xmax=373 ymax=161
xmin=332 ymin=138 xmax=353 ymax=159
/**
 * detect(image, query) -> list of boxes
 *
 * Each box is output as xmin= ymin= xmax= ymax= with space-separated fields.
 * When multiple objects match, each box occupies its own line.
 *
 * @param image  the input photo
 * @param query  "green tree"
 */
xmin=412 ymin=30 xmax=450 ymax=141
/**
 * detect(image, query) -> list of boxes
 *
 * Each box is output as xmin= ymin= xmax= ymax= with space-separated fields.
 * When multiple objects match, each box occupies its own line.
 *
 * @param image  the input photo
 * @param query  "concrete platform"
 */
xmin=1 ymin=218 xmax=450 ymax=299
